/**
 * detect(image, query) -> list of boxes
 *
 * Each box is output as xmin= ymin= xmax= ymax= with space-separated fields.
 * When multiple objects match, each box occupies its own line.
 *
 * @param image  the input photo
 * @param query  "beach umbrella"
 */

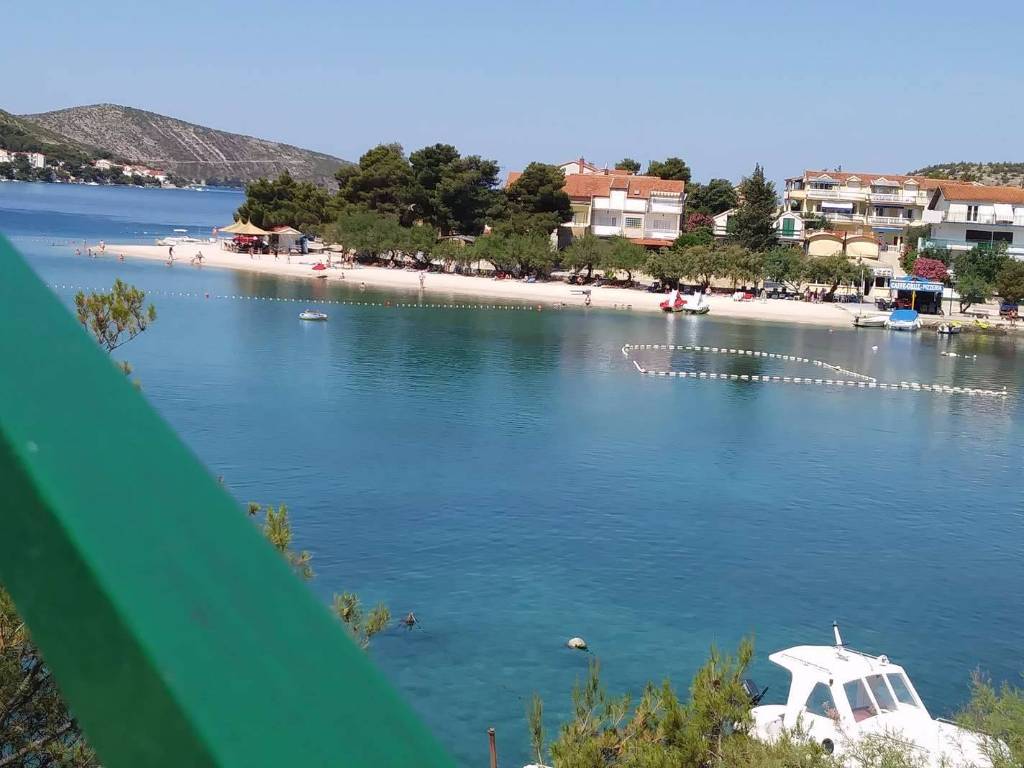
xmin=220 ymin=220 xmax=271 ymax=236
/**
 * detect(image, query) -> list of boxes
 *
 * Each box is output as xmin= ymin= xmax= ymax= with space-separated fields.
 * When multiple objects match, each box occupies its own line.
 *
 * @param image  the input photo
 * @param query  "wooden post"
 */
xmin=488 ymin=727 xmax=498 ymax=768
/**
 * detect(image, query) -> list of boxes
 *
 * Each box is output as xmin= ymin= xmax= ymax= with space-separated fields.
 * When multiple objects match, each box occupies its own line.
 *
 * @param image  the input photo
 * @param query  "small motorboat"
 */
xmin=298 ymin=310 xmax=328 ymax=321
xmin=749 ymin=624 xmax=999 ymax=767
xmin=854 ymin=313 xmax=888 ymax=328
xmin=660 ymin=289 xmax=685 ymax=313
xmin=885 ymin=309 xmax=922 ymax=331
xmin=936 ymin=322 xmax=962 ymax=335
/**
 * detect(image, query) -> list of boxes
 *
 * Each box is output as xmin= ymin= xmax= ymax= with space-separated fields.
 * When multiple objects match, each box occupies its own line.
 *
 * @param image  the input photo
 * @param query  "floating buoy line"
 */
xmin=622 ymin=343 xmax=1009 ymax=398
xmin=45 ymin=284 xmax=554 ymax=312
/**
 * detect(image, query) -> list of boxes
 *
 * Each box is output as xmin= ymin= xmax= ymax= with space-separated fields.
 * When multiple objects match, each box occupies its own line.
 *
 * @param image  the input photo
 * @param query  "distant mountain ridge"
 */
xmin=908 ymin=162 xmax=1024 ymax=188
xmin=20 ymin=104 xmax=348 ymax=185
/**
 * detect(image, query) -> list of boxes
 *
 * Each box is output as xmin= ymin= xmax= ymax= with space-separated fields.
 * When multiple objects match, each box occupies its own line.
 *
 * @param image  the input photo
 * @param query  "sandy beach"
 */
xmin=104 ymin=241 xmax=999 ymax=329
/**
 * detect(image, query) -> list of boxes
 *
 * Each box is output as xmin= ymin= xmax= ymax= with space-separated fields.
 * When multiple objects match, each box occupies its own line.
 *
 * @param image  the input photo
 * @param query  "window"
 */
xmin=966 ymin=230 xmax=1013 ymax=244
xmin=886 ymin=673 xmax=919 ymax=707
xmin=781 ymin=218 xmax=795 ymax=235
xmin=624 ymin=216 xmax=642 ymax=229
xmin=805 ymin=682 xmax=839 ymax=720
xmin=844 ymin=679 xmax=877 ymax=722
xmin=866 ymin=675 xmax=897 ymax=713
xmin=810 ymin=182 xmax=837 ymax=190
xmin=573 ymin=210 xmax=588 ymax=225
xmin=610 ymin=217 xmax=617 ymax=227
xmin=967 ymin=205 xmax=980 ymax=222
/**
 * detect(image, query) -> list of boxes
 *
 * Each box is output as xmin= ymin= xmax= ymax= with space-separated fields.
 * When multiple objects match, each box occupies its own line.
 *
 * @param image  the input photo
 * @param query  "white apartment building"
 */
xmin=923 ymin=182 xmax=1024 ymax=258
xmin=784 ymin=170 xmax=941 ymax=259
xmin=0 ymin=150 xmax=46 ymax=168
xmin=506 ymin=169 xmax=686 ymax=247
xmin=712 ymin=209 xmax=804 ymax=245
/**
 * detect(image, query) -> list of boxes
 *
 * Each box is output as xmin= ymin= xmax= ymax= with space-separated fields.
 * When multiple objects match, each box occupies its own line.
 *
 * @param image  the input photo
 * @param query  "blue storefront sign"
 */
xmin=891 ymin=277 xmax=943 ymax=293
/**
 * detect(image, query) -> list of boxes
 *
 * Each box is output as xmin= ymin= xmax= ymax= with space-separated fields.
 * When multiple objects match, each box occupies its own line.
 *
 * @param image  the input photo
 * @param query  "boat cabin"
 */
xmin=768 ymin=644 xmax=929 ymax=733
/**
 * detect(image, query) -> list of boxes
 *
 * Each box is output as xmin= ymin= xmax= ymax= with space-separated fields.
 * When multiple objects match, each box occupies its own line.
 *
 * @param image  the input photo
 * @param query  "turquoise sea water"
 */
xmin=3 ymin=183 xmax=1024 ymax=766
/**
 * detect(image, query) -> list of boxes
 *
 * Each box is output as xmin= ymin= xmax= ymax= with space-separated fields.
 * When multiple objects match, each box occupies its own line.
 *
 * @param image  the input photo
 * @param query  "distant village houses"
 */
xmin=91 ymin=159 xmax=169 ymax=184
xmin=0 ymin=149 xmax=46 ymax=168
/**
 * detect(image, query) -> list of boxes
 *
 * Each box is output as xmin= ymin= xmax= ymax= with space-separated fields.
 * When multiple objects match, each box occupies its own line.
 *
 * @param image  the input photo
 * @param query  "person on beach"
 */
xmin=99 ymin=240 xmax=105 ymax=253
xmin=360 ymin=282 xmax=366 ymax=290
xmin=419 ymin=272 xmax=425 ymax=290
xmin=75 ymin=248 xmax=81 ymax=257
xmin=119 ymin=253 xmax=125 ymax=262
xmin=168 ymin=245 xmax=175 ymax=259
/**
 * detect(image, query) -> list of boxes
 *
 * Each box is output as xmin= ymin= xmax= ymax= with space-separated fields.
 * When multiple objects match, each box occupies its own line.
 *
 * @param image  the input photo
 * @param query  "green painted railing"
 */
xmin=0 ymin=234 xmax=454 ymax=767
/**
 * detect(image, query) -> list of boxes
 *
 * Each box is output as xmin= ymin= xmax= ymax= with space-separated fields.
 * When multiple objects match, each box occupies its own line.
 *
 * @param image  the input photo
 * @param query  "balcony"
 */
xmin=869 ymin=191 xmax=929 ymax=205
xmin=643 ymin=229 xmax=679 ymax=241
xmin=823 ymin=212 xmax=865 ymax=223
xmin=806 ymin=187 xmax=865 ymax=201
xmin=591 ymin=223 xmax=623 ymax=237
xmin=649 ymin=197 xmax=683 ymax=214
xmin=923 ymin=237 xmax=1024 ymax=256
xmin=868 ymin=215 xmax=912 ymax=227
xmin=939 ymin=212 xmax=1024 ymax=225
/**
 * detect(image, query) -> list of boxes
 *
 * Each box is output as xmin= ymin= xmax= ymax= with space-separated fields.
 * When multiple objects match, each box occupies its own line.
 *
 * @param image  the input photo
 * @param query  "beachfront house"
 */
xmin=783 ymin=170 xmax=942 ymax=262
xmin=713 ymin=209 xmax=804 ymax=245
xmin=505 ymin=168 xmax=685 ymax=248
xmin=922 ymin=182 xmax=1024 ymax=258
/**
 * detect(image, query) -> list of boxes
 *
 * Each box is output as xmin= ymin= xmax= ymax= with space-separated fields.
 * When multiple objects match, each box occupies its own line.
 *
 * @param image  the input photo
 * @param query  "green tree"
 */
xmin=560 ymin=234 xmax=609 ymax=280
xmin=543 ymin=638 xmax=775 ymax=768
xmin=958 ymin=672 xmax=1024 ymax=768
xmin=246 ymin=503 xmax=391 ymax=649
xmin=408 ymin=144 xmax=501 ymax=235
xmin=646 ymin=157 xmax=692 ymax=182
xmin=720 ymin=245 xmax=765 ymax=289
xmin=955 ymin=272 xmax=991 ymax=312
xmin=0 ymin=588 xmax=98 ymax=767
xmin=235 ymin=171 xmax=331 ymax=230
xmin=602 ymin=237 xmax=646 ymax=284
xmin=614 ymin=158 xmax=641 ymax=174
xmin=804 ymin=254 xmax=858 ymax=299
xmin=995 ymin=260 xmax=1024 ymax=304
xmin=326 ymin=210 xmax=410 ymax=261
xmin=954 ymin=242 xmax=1010 ymax=286
xmin=501 ymin=162 xmax=572 ymax=236
xmin=729 ymin=164 xmax=778 ymax=252
xmin=688 ymin=178 xmax=738 ymax=215
xmin=74 ymin=279 xmax=157 ymax=376
xmin=644 ymin=248 xmax=690 ymax=287
xmin=763 ymin=246 xmax=807 ymax=291
xmin=678 ymin=244 xmax=725 ymax=292
xmin=335 ymin=143 xmax=417 ymax=224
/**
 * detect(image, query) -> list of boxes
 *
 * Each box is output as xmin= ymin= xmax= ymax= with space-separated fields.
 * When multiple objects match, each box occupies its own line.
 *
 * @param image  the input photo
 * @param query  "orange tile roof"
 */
xmin=803 ymin=170 xmax=942 ymax=189
xmin=506 ymin=171 xmax=684 ymax=199
xmin=934 ymin=181 xmax=1024 ymax=204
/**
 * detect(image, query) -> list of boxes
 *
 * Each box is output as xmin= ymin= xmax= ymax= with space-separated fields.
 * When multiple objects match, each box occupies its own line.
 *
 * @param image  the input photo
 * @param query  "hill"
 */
xmin=908 ymin=162 xmax=1024 ymax=188
xmin=20 ymin=104 xmax=348 ymax=186
xmin=0 ymin=108 xmax=97 ymax=157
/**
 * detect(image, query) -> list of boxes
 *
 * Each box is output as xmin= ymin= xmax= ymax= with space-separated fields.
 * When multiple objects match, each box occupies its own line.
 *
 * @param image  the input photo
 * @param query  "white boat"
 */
xmin=681 ymin=292 xmax=710 ymax=315
xmin=854 ymin=313 xmax=888 ymax=328
xmin=298 ymin=310 xmax=328 ymax=321
xmin=156 ymin=229 xmax=203 ymax=247
xmin=885 ymin=309 xmax=922 ymax=331
xmin=749 ymin=624 xmax=998 ymax=767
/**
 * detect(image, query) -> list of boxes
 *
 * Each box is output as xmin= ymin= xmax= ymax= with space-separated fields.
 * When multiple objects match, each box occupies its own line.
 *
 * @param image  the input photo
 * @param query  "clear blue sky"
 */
xmin=5 ymin=0 xmax=1024 ymax=185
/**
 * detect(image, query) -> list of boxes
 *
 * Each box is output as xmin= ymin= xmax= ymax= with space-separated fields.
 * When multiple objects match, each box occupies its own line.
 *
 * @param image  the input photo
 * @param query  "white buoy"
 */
xmin=567 ymin=637 xmax=588 ymax=651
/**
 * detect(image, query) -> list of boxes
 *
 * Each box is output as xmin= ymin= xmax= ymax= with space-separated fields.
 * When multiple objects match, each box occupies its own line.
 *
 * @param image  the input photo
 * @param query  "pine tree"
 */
xmin=729 ymin=164 xmax=778 ymax=252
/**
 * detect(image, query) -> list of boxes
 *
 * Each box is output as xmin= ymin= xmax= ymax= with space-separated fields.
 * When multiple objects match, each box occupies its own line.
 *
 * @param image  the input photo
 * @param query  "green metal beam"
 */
xmin=0 ymin=235 xmax=454 ymax=767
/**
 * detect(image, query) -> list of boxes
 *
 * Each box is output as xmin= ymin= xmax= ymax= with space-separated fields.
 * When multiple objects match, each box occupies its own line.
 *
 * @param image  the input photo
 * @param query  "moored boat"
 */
xmin=885 ymin=309 xmax=922 ymax=331
xmin=660 ymin=289 xmax=685 ymax=313
xmin=937 ymin=322 xmax=962 ymax=335
xmin=298 ymin=310 xmax=328 ymax=321
xmin=854 ymin=313 xmax=888 ymax=328
xmin=748 ymin=624 xmax=999 ymax=767
xmin=682 ymin=292 xmax=710 ymax=315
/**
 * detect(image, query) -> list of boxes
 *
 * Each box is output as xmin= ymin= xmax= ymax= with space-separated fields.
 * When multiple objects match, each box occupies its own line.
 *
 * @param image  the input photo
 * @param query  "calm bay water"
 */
xmin=3 ymin=182 xmax=1024 ymax=766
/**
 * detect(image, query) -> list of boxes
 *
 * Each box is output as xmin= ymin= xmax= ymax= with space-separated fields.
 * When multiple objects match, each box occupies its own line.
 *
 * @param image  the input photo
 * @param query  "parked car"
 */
xmin=999 ymin=301 xmax=1019 ymax=318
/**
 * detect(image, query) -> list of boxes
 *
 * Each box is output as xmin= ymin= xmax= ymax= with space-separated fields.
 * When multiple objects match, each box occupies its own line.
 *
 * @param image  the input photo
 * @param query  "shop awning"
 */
xmin=994 ymin=203 xmax=1014 ymax=222
xmin=821 ymin=201 xmax=854 ymax=211
xmin=891 ymin=277 xmax=943 ymax=292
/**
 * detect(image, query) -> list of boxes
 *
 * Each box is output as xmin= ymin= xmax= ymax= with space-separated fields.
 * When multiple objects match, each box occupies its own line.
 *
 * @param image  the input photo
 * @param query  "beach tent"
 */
xmin=220 ymin=220 xmax=271 ymax=236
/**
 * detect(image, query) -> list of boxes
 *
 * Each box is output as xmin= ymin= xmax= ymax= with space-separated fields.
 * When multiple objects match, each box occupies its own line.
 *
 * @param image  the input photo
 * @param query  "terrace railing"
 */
xmin=0 ymin=235 xmax=455 ymax=768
